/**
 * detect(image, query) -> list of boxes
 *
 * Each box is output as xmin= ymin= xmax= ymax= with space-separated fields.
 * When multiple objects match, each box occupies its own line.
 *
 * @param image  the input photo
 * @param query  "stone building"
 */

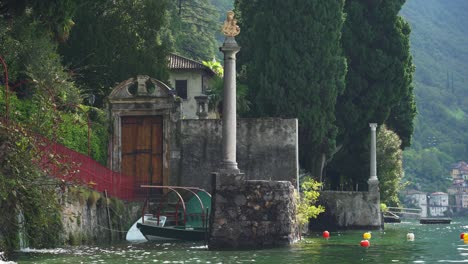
xmin=107 ymin=75 xmax=299 ymax=193
xmin=447 ymin=161 xmax=468 ymax=211
xmin=428 ymin=192 xmax=449 ymax=216
xmin=168 ymin=53 xmax=215 ymax=119
xmin=404 ymin=190 xmax=427 ymax=218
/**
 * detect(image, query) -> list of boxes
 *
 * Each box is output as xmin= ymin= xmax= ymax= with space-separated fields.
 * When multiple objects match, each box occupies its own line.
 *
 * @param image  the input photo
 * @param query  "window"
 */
xmin=175 ymin=80 xmax=188 ymax=99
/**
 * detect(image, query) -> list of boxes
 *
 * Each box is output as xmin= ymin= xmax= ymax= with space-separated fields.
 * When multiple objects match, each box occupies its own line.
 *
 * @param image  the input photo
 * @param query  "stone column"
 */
xmin=369 ymin=123 xmax=378 ymax=181
xmin=368 ymin=123 xmax=379 ymax=194
xmin=219 ymin=37 xmax=240 ymax=174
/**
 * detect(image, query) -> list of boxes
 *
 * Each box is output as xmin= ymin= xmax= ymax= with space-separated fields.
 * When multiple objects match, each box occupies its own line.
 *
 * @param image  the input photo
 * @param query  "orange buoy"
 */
xmin=363 ymin=232 xmax=371 ymax=240
xmin=461 ymin=233 xmax=465 ymax=240
xmin=323 ymin=231 xmax=330 ymax=239
xmin=360 ymin=240 xmax=370 ymax=247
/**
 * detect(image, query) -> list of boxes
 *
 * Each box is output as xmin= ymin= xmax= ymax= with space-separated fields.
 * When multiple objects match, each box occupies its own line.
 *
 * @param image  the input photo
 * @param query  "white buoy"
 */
xmin=407 ymin=232 xmax=415 ymax=241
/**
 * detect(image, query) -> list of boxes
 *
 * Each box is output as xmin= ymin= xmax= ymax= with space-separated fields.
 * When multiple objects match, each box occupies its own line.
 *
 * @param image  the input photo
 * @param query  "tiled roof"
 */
xmin=431 ymin=192 xmax=448 ymax=195
xmin=451 ymin=161 xmax=468 ymax=170
xmin=168 ymin=53 xmax=215 ymax=76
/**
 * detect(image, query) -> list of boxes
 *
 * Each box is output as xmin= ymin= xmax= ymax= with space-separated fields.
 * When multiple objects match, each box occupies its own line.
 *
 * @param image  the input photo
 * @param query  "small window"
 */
xmin=175 ymin=80 xmax=187 ymax=99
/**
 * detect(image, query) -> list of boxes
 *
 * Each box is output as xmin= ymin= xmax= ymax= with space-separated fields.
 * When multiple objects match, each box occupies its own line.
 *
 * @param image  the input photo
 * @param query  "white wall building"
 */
xmin=168 ymin=54 xmax=215 ymax=119
xmin=429 ymin=192 xmax=449 ymax=216
xmin=405 ymin=191 xmax=427 ymax=218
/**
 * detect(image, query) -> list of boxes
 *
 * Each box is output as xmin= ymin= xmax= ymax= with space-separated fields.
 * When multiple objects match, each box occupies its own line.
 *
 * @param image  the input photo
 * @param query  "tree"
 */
xmin=0 ymin=0 xmax=77 ymax=42
xmin=377 ymin=125 xmax=405 ymax=206
xmin=165 ymin=0 xmax=220 ymax=61
xmin=235 ymin=0 xmax=347 ymax=180
xmin=327 ymin=0 xmax=416 ymax=187
xmin=59 ymin=0 xmax=170 ymax=107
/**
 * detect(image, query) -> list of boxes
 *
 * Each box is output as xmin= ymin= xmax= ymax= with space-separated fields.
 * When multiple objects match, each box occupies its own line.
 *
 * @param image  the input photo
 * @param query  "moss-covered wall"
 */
xmin=61 ymin=187 xmax=142 ymax=245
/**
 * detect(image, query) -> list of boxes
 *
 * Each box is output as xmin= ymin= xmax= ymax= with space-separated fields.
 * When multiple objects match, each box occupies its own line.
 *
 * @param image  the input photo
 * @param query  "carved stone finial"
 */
xmin=222 ymin=11 xmax=240 ymax=37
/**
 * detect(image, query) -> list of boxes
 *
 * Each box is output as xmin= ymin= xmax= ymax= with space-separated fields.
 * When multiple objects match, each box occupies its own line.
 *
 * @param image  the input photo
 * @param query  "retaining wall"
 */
xmin=172 ymin=118 xmax=299 ymax=192
xmin=308 ymin=188 xmax=382 ymax=231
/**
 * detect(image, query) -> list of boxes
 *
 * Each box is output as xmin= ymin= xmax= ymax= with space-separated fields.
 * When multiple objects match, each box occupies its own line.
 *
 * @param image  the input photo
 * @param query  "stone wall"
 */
xmin=209 ymin=176 xmax=299 ymax=249
xmin=61 ymin=189 xmax=141 ymax=245
xmin=308 ymin=189 xmax=382 ymax=231
xmin=172 ymin=118 xmax=298 ymax=192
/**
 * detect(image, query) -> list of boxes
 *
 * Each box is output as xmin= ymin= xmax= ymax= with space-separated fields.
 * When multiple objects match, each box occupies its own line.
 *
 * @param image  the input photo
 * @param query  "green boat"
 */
xmin=136 ymin=185 xmax=211 ymax=241
xmin=136 ymin=222 xmax=207 ymax=241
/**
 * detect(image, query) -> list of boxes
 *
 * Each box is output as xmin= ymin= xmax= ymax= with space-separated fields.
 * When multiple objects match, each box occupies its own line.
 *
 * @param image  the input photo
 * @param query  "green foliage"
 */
xmin=0 ymin=123 xmax=63 ymax=254
xmin=203 ymin=59 xmax=250 ymax=116
xmin=403 ymin=147 xmax=452 ymax=192
xmin=164 ymin=0 xmax=220 ymax=61
xmin=377 ymin=125 xmax=405 ymax=206
xmin=202 ymin=59 xmax=224 ymax=76
xmin=0 ymin=0 xmax=77 ymax=42
xmin=400 ymin=0 xmax=468 ymax=192
xmin=59 ymin=0 xmax=170 ymax=107
xmin=380 ymin=203 xmax=388 ymax=212
xmin=58 ymin=106 xmax=109 ymax=165
xmin=296 ymin=177 xmax=325 ymax=231
xmin=328 ymin=0 xmax=416 ymax=188
xmin=236 ymin=0 xmax=347 ymax=179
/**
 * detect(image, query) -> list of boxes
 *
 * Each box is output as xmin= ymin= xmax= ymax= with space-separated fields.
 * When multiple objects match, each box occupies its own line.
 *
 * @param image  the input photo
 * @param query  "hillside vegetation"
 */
xmin=400 ymin=0 xmax=468 ymax=191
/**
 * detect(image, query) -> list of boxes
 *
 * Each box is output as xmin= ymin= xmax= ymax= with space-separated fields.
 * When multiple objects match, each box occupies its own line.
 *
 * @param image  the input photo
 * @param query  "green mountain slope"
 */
xmin=400 ymin=0 xmax=468 ymax=191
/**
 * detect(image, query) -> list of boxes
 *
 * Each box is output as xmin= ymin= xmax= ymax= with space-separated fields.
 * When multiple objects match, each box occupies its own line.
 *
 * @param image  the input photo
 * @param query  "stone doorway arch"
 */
xmin=108 ymin=75 xmax=180 ymax=188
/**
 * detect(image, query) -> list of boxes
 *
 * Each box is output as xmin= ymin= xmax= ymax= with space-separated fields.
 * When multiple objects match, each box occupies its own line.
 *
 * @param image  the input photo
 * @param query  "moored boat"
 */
xmin=136 ymin=185 xmax=211 ymax=241
xmin=420 ymin=217 xmax=452 ymax=224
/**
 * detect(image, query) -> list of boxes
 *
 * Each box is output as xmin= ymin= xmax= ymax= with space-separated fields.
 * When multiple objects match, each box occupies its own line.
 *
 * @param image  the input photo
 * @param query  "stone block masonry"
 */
xmin=308 ymin=189 xmax=382 ymax=231
xmin=209 ymin=176 xmax=299 ymax=249
xmin=173 ymin=118 xmax=299 ymax=192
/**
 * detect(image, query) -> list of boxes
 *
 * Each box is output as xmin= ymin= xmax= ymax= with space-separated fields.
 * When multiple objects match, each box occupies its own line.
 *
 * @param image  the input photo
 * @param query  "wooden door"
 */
xmin=121 ymin=116 xmax=163 ymax=187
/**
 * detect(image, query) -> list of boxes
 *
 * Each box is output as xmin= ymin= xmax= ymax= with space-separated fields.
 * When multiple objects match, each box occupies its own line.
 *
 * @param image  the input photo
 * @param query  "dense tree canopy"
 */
xmin=59 ymin=0 xmax=170 ymax=107
xmin=235 ymin=0 xmax=347 ymax=180
xmin=326 ymin=0 xmax=416 ymax=188
xmin=165 ymin=0 xmax=220 ymax=61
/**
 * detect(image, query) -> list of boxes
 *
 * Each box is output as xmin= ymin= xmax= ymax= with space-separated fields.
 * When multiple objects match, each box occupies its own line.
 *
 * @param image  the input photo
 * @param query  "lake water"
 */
xmin=12 ymin=219 xmax=468 ymax=263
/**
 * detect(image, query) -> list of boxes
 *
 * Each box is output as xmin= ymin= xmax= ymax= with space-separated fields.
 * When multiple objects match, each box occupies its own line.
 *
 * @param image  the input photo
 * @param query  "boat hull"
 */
xmin=420 ymin=218 xmax=452 ymax=224
xmin=137 ymin=223 xmax=207 ymax=241
xmin=384 ymin=216 xmax=401 ymax=223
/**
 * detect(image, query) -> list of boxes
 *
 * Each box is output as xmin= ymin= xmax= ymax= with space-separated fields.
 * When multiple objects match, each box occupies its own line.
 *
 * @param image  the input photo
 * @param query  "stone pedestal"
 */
xmin=367 ymin=179 xmax=380 ymax=195
xmin=209 ymin=173 xmax=299 ymax=250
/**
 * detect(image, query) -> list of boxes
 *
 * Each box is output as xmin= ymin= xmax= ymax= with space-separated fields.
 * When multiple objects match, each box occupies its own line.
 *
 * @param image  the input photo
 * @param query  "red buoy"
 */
xmin=360 ymin=240 xmax=370 ymax=247
xmin=461 ymin=233 xmax=465 ymax=240
xmin=323 ymin=231 xmax=330 ymax=239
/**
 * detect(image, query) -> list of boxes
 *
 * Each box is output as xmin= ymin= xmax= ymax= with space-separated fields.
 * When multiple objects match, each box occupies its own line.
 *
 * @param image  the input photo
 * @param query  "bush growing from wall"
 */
xmin=296 ymin=176 xmax=325 ymax=236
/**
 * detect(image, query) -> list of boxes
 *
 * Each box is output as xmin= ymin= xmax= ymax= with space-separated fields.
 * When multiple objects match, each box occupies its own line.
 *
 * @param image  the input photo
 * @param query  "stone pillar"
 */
xmin=194 ymin=95 xmax=208 ymax=119
xmin=219 ymin=37 xmax=240 ymax=174
xmin=367 ymin=123 xmax=381 ymax=227
xmin=369 ymin=123 xmax=378 ymax=182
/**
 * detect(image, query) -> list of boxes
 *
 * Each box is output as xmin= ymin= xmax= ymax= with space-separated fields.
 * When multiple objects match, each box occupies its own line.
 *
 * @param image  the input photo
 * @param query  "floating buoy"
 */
xmin=407 ymin=233 xmax=415 ymax=241
xmin=323 ymin=231 xmax=330 ymax=239
xmin=464 ymin=234 xmax=468 ymax=244
xmin=461 ymin=233 xmax=465 ymax=240
xmin=360 ymin=240 xmax=370 ymax=247
xmin=363 ymin=232 xmax=371 ymax=240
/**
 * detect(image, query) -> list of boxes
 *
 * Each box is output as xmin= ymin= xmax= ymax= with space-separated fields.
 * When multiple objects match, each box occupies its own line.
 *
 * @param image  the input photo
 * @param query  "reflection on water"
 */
xmin=14 ymin=219 xmax=468 ymax=263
